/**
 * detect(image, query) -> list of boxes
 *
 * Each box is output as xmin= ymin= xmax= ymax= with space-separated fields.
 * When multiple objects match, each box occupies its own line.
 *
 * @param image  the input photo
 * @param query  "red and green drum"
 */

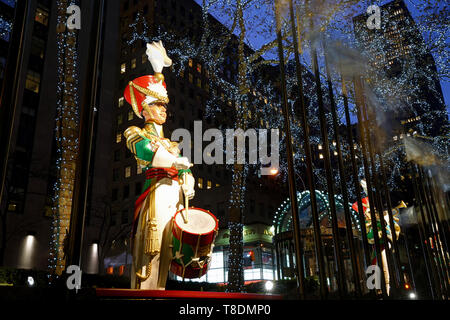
xmin=170 ymin=207 xmax=219 ymax=279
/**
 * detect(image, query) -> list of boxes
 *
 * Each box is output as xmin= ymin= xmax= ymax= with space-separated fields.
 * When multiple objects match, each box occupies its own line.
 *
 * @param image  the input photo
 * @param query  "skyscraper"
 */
xmin=353 ymin=0 xmax=447 ymax=139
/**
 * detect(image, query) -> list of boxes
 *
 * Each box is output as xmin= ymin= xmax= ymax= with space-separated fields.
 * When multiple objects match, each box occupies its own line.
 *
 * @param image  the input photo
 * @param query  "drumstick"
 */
xmin=181 ymin=172 xmax=189 ymax=224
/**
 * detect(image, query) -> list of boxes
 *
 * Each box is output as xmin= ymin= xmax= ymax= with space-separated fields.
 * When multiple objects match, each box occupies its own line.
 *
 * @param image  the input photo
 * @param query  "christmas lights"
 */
xmin=48 ymin=0 xmax=80 ymax=282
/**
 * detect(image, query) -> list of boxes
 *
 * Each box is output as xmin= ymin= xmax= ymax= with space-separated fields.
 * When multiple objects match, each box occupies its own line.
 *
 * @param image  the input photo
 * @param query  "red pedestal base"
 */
xmin=96 ymin=288 xmax=283 ymax=300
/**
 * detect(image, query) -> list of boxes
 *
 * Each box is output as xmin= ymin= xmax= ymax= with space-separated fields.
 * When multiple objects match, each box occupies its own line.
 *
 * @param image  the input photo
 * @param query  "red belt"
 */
xmin=146 ymin=167 xmax=179 ymax=182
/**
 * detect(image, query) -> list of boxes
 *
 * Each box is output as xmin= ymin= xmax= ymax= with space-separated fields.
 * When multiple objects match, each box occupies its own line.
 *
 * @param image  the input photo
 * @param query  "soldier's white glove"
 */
xmin=172 ymin=157 xmax=192 ymax=170
xmin=182 ymin=174 xmax=195 ymax=200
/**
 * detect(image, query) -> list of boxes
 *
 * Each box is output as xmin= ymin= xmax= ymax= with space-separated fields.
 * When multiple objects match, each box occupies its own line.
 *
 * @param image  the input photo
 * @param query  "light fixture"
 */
xmin=27 ymin=276 xmax=35 ymax=287
xmin=409 ymin=292 xmax=416 ymax=299
xmin=264 ymin=281 xmax=274 ymax=292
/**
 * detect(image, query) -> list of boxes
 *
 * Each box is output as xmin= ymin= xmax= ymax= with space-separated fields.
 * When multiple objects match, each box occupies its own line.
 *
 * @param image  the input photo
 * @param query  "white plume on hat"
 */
xmin=146 ymin=40 xmax=172 ymax=74
xmin=144 ymin=41 xmax=172 ymax=105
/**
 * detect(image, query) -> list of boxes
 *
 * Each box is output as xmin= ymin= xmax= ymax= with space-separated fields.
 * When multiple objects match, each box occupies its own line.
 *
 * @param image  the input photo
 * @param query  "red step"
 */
xmin=96 ymin=288 xmax=283 ymax=300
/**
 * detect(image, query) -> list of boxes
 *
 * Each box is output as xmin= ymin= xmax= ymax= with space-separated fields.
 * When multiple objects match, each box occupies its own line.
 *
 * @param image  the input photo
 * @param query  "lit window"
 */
xmin=318 ymin=144 xmax=322 ymax=150
xmin=118 ymin=97 xmax=124 ymax=108
xmin=131 ymin=58 xmax=136 ymax=69
xmin=196 ymin=63 xmax=202 ymax=73
xmin=198 ymin=177 xmax=203 ymax=189
xmin=188 ymin=59 xmax=193 ymax=67
xmin=116 ymin=133 xmax=122 ymax=143
xmin=137 ymin=165 xmax=142 ymax=175
xmin=319 ymin=154 xmax=324 ymax=159
xmin=35 ymin=8 xmax=49 ymax=26
xmin=121 ymin=63 xmax=126 ymax=74
xmin=125 ymin=166 xmax=131 ymax=178
xmin=7 ymin=203 xmax=17 ymax=212
xmin=196 ymin=78 xmax=201 ymax=88
xmin=207 ymin=180 xmax=212 ymax=189
xmin=128 ymin=110 xmax=134 ymax=121
xmin=25 ymin=71 xmax=40 ymax=93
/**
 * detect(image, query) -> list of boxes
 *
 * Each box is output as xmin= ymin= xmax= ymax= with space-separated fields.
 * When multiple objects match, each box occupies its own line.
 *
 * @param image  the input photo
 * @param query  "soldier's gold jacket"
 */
xmin=123 ymin=121 xmax=192 ymax=246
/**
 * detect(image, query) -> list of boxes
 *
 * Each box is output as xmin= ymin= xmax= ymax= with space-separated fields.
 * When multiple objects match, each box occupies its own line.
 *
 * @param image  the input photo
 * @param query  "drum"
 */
xmin=170 ymin=207 xmax=219 ymax=279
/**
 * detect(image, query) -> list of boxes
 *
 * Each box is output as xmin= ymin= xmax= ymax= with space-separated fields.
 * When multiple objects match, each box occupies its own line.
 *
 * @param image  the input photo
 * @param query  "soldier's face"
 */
xmin=143 ymin=103 xmax=167 ymax=125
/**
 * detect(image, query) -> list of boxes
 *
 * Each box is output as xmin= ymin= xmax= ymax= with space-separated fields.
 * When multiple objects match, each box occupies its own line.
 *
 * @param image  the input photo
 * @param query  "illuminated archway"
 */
xmin=272 ymin=190 xmax=361 ymax=234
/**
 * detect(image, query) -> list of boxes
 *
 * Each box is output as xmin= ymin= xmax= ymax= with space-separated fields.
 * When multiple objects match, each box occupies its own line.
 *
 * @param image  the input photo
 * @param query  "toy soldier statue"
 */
xmin=123 ymin=41 xmax=195 ymax=290
xmin=353 ymin=179 xmax=403 ymax=295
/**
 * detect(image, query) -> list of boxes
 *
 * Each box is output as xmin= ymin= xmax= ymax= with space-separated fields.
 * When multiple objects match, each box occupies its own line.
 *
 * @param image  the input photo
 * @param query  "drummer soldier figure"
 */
xmin=123 ymin=41 xmax=195 ymax=290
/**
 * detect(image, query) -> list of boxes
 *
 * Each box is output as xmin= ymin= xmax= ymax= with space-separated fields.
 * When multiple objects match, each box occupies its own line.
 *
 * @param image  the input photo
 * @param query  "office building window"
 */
xmin=131 ymin=58 xmax=136 ymax=69
xmin=117 ymin=114 xmax=123 ymax=126
xmin=113 ymin=168 xmax=119 ymax=182
xmin=123 ymin=185 xmax=130 ymax=199
xmin=188 ymin=58 xmax=193 ymax=67
xmin=118 ymin=97 xmax=124 ymax=108
xmin=128 ymin=110 xmax=134 ymax=121
xmin=136 ymin=165 xmax=142 ymax=175
xmin=197 ymin=177 xmax=203 ymax=189
xmin=116 ymin=132 xmax=122 ymax=143
xmin=35 ymin=7 xmax=49 ymax=26
xmin=114 ymin=150 xmax=120 ymax=161
xmin=196 ymin=63 xmax=201 ymax=73
xmin=112 ymin=188 xmax=118 ymax=201
xmin=25 ymin=71 xmax=40 ymax=93
xmin=125 ymin=166 xmax=131 ymax=178
xmin=135 ymin=182 xmax=142 ymax=195
xmin=121 ymin=63 xmax=126 ymax=74
xmin=31 ymin=36 xmax=45 ymax=59
xmin=121 ymin=210 xmax=129 ymax=224
xmin=207 ymin=180 xmax=212 ymax=189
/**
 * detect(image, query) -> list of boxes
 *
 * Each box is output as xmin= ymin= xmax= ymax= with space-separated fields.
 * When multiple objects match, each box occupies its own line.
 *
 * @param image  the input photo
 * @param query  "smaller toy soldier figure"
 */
xmin=352 ymin=179 xmax=403 ymax=295
xmin=123 ymin=41 xmax=195 ymax=290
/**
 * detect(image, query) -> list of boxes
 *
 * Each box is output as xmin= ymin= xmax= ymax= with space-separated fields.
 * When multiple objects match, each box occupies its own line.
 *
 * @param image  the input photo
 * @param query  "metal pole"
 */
xmin=377 ymin=143 xmax=404 ymax=288
xmin=308 ymin=16 xmax=346 ymax=299
xmin=423 ymin=170 xmax=450 ymax=285
xmin=417 ymin=167 xmax=449 ymax=297
xmin=67 ymin=0 xmax=106 ymax=268
xmin=410 ymin=168 xmax=435 ymax=299
xmin=0 ymin=0 xmax=30 ymax=207
xmin=412 ymin=165 xmax=443 ymax=299
xmin=353 ymin=76 xmax=387 ymax=298
xmin=285 ymin=2 xmax=327 ymax=300
xmin=323 ymin=44 xmax=361 ymax=298
xmin=360 ymin=96 xmax=398 ymax=293
xmin=274 ymin=0 xmax=306 ymax=299
xmin=339 ymin=68 xmax=372 ymax=280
